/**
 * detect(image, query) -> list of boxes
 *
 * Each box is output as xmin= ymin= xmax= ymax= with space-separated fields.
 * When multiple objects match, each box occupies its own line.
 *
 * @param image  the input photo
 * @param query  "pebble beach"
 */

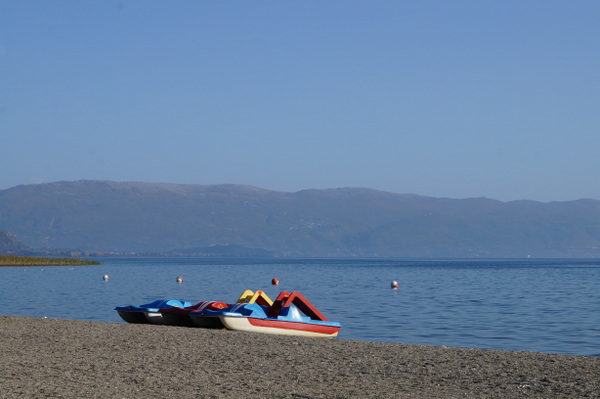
xmin=1 ymin=315 xmax=599 ymax=398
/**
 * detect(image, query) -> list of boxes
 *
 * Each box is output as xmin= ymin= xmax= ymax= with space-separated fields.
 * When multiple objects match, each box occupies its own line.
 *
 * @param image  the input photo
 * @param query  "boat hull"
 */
xmin=144 ymin=312 xmax=167 ymax=324
xmin=116 ymin=310 xmax=167 ymax=324
xmin=159 ymin=312 xmax=195 ymax=327
xmin=188 ymin=314 xmax=226 ymax=329
xmin=115 ymin=299 xmax=192 ymax=324
xmin=219 ymin=316 xmax=340 ymax=338
xmin=116 ymin=310 xmax=149 ymax=324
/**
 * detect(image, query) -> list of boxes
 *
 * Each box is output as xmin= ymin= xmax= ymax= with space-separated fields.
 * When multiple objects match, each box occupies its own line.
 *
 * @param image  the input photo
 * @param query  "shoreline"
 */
xmin=1 ymin=315 xmax=599 ymax=398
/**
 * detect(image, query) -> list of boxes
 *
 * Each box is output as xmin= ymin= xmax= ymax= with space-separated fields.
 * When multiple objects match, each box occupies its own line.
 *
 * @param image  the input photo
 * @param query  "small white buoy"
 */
xmin=271 ymin=278 xmax=279 ymax=286
xmin=391 ymin=280 xmax=399 ymax=289
xmin=103 ymin=274 xmax=110 ymax=281
xmin=176 ymin=276 xmax=183 ymax=283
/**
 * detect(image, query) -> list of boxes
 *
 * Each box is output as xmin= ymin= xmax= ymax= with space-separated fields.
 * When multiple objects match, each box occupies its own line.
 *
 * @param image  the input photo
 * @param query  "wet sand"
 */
xmin=1 ymin=315 xmax=599 ymax=398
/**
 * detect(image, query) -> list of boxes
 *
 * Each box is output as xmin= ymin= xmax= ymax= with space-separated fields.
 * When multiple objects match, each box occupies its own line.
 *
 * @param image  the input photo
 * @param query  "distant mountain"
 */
xmin=0 ymin=230 xmax=30 ymax=254
xmin=1 ymin=180 xmax=600 ymax=257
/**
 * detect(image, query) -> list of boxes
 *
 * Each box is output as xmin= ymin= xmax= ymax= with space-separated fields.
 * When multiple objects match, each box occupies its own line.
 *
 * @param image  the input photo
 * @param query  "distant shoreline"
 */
xmin=0 ymin=254 xmax=101 ymax=266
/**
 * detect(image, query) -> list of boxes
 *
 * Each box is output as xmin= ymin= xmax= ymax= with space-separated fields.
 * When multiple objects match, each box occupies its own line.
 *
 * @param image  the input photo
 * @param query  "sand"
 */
xmin=1 ymin=315 xmax=599 ymax=398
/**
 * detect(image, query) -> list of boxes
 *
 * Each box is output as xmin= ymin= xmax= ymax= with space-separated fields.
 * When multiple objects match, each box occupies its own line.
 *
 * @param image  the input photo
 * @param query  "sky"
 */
xmin=1 ymin=1 xmax=599 ymax=202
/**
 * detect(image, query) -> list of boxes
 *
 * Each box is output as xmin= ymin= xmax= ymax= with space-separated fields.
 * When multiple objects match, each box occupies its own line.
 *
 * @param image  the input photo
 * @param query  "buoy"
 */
xmin=103 ymin=274 xmax=110 ymax=281
xmin=271 ymin=278 xmax=279 ymax=286
xmin=391 ymin=280 xmax=399 ymax=289
xmin=176 ymin=276 xmax=183 ymax=283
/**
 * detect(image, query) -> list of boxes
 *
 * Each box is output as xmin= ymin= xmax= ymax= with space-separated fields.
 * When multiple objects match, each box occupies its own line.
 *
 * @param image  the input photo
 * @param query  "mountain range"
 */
xmin=1 ymin=180 xmax=600 ymax=258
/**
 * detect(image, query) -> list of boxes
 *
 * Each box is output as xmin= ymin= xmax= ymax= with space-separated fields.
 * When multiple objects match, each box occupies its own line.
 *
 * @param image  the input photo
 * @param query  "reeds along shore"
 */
xmin=0 ymin=254 xmax=101 ymax=266
xmin=1 ymin=315 xmax=599 ymax=398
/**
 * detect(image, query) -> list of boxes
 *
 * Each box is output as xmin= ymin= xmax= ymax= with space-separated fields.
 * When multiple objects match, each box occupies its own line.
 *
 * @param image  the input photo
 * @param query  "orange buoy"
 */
xmin=176 ymin=276 xmax=183 ymax=283
xmin=271 ymin=278 xmax=279 ymax=285
xmin=391 ymin=280 xmax=399 ymax=289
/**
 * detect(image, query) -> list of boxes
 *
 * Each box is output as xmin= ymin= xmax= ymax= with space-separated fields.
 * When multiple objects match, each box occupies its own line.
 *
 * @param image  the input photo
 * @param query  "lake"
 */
xmin=1 ymin=257 xmax=599 ymax=356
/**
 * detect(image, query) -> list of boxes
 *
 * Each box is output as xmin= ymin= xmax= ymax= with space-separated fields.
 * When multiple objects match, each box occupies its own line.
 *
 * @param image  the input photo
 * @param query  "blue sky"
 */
xmin=1 ymin=1 xmax=599 ymax=201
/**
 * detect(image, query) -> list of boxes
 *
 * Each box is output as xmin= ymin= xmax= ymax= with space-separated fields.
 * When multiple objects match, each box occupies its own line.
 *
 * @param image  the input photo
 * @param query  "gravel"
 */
xmin=1 ymin=315 xmax=599 ymax=398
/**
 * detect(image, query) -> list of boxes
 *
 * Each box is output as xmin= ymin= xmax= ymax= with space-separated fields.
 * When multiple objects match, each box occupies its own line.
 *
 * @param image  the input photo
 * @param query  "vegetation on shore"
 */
xmin=0 ymin=254 xmax=101 ymax=266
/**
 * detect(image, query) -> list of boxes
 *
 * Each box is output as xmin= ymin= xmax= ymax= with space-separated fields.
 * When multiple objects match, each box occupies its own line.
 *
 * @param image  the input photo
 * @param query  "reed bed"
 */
xmin=0 ymin=254 xmax=101 ymax=266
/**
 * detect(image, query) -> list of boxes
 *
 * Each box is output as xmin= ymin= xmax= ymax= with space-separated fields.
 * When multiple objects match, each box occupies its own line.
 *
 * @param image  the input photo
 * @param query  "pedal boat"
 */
xmin=205 ymin=291 xmax=341 ymax=338
xmin=159 ymin=300 xmax=229 ymax=327
xmin=115 ymin=299 xmax=191 ymax=324
xmin=187 ymin=290 xmax=273 ymax=329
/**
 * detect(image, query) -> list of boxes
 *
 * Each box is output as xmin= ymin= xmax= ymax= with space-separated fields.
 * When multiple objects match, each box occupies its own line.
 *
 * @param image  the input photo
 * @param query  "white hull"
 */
xmin=219 ymin=316 xmax=339 ymax=338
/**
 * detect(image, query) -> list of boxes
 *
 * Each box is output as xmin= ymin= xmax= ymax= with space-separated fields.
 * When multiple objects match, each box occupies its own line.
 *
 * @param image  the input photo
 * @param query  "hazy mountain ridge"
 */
xmin=0 ymin=230 xmax=30 ymax=254
xmin=1 ymin=180 xmax=600 ymax=257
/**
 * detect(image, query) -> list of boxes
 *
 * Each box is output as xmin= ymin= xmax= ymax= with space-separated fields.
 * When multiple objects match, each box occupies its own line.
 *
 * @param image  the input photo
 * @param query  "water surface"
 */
xmin=1 ymin=258 xmax=598 ymax=356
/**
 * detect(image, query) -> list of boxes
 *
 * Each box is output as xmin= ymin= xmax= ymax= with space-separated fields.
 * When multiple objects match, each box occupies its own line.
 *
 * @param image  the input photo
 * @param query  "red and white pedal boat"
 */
xmin=203 ymin=291 xmax=341 ymax=338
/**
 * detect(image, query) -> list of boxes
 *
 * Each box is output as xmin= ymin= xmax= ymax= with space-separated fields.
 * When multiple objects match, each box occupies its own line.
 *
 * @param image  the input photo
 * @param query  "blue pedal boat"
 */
xmin=115 ymin=299 xmax=191 ymax=324
xmin=159 ymin=300 xmax=230 ymax=327
xmin=187 ymin=290 xmax=273 ymax=329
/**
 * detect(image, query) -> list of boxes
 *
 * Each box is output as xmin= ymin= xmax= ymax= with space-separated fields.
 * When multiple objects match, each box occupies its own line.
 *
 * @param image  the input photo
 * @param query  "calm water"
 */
xmin=1 ymin=258 xmax=599 ymax=356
